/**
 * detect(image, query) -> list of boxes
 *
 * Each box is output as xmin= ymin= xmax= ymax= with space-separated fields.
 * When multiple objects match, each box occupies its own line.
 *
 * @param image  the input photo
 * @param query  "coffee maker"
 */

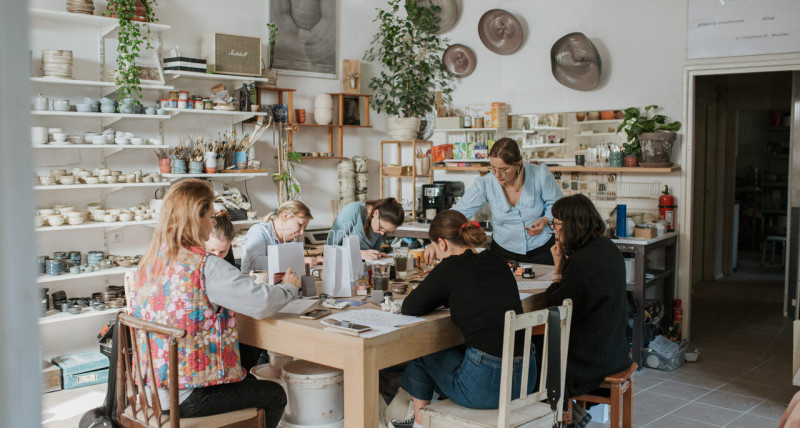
xmin=421 ymin=181 xmax=465 ymax=223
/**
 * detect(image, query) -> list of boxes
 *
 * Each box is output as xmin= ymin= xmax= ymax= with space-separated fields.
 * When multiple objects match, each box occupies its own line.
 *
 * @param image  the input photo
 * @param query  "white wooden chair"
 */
xmin=420 ymin=299 xmax=573 ymax=428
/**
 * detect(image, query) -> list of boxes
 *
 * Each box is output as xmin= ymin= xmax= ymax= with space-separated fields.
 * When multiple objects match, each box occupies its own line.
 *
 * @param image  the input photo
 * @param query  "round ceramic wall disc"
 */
xmin=478 ymin=9 xmax=524 ymax=55
xmin=550 ymin=32 xmax=602 ymax=91
xmin=442 ymin=44 xmax=476 ymax=78
xmin=417 ymin=0 xmax=459 ymax=34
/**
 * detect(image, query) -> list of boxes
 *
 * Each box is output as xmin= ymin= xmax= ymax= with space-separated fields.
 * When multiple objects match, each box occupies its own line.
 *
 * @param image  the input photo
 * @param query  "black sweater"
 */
xmin=546 ymin=237 xmax=631 ymax=398
xmin=402 ymin=250 xmax=524 ymax=358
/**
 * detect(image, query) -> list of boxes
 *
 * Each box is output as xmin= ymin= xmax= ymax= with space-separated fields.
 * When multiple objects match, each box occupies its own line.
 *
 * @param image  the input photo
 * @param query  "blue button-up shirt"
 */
xmin=330 ymin=202 xmax=382 ymax=250
xmin=453 ymin=163 xmax=563 ymax=255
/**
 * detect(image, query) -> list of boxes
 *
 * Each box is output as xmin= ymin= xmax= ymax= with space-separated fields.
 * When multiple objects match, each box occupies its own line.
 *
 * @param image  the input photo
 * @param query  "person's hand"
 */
xmin=550 ymin=239 xmax=564 ymax=274
xmin=423 ymin=245 xmax=437 ymax=266
xmin=304 ymin=256 xmax=323 ymax=266
xmin=526 ymin=217 xmax=549 ymax=236
xmin=283 ymin=267 xmax=301 ymax=289
xmin=360 ymin=249 xmax=388 ymax=261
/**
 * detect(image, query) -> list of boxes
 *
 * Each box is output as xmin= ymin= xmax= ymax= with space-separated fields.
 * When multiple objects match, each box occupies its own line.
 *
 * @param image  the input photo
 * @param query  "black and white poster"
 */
xmin=688 ymin=0 xmax=800 ymax=59
xmin=269 ymin=0 xmax=337 ymax=78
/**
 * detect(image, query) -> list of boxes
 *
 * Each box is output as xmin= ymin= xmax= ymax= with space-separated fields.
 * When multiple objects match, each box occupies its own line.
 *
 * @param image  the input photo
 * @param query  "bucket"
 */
xmin=279 ymin=420 xmax=344 ymax=428
xmin=281 ymin=360 xmax=344 ymax=426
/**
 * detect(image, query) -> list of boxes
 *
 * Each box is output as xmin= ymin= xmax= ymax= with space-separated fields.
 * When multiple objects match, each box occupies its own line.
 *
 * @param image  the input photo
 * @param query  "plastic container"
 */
xmin=281 ymin=360 xmax=344 ymax=426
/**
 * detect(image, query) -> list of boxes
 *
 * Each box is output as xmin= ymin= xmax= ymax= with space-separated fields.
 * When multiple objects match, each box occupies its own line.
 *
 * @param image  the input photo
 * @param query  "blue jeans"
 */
xmin=401 ymin=346 xmax=537 ymax=410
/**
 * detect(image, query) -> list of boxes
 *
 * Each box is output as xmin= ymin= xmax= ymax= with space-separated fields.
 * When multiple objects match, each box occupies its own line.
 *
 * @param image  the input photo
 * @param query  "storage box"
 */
xmin=42 ymin=360 xmax=62 ymax=393
xmin=634 ymin=227 xmax=657 ymax=239
xmin=491 ymin=102 xmax=508 ymax=129
xmin=163 ymin=56 xmax=207 ymax=73
xmin=432 ymin=144 xmax=453 ymax=163
xmin=201 ymin=33 xmax=262 ymax=77
xmin=52 ymin=350 xmax=109 ymax=390
xmin=435 ymin=117 xmax=462 ymax=129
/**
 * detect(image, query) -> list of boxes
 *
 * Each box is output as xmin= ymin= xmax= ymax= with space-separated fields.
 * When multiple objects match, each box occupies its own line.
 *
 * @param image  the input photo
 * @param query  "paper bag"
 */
xmin=267 ymin=230 xmax=305 ymax=285
xmin=322 ymin=231 xmax=353 ymax=297
xmin=342 ymin=225 xmax=363 ymax=282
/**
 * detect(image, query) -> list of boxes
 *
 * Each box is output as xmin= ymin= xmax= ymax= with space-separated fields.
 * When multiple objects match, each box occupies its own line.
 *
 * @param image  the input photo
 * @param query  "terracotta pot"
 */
xmin=600 ymin=110 xmax=615 ymax=120
xmin=639 ymin=132 xmax=677 ymax=167
xmin=205 ymin=167 xmax=217 ymax=174
xmin=158 ymin=158 xmax=171 ymax=173
xmin=624 ymin=155 xmax=640 ymax=167
xmin=108 ymin=0 xmax=150 ymax=22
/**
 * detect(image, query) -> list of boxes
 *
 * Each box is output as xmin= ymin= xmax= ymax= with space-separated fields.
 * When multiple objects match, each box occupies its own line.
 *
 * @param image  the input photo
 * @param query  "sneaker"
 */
xmin=389 ymin=418 xmax=414 ymax=428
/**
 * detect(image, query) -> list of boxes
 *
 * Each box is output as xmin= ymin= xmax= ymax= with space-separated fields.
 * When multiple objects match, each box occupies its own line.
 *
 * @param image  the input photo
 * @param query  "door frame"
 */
xmin=681 ymin=59 xmax=800 ymax=340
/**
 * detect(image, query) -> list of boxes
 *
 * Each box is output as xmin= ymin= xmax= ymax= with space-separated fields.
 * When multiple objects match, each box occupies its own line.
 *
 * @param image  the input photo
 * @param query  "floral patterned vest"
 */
xmin=129 ymin=246 xmax=246 ymax=388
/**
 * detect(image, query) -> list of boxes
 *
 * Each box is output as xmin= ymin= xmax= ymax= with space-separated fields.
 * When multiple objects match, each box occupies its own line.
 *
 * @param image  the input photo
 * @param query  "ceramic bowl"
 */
xmin=58 ymin=206 xmax=75 ymax=214
xmin=97 ymin=168 xmax=111 ymax=176
xmin=118 ymin=212 xmax=132 ymax=222
xmin=76 ymin=104 xmax=93 ymax=113
xmin=87 ymin=203 xmax=102 ymax=210
xmin=130 ymin=137 xmax=144 ymax=145
xmin=50 ymin=169 xmax=67 ymax=177
xmin=47 ymin=215 xmax=65 ymax=226
xmin=67 ymin=135 xmax=83 ymax=144
xmin=104 ymin=175 xmax=118 ymax=184
xmin=34 ymin=216 xmax=44 ymax=228
xmin=67 ymin=215 xmax=85 ymax=225
xmin=103 ymin=214 xmax=116 ymax=223
xmin=111 ymin=170 xmax=122 ymax=176
xmin=100 ymin=105 xmax=116 ymax=114
xmin=38 ymin=208 xmax=55 ymax=217
xmin=115 ymin=137 xmax=130 ymax=145
xmin=59 ymin=176 xmax=76 ymax=185
xmin=38 ymin=176 xmax=56 ymax=185
xmin=134 ymin=214 xmax=144 ymax=222
xmin=108 ymin=208 xmax=122 ymax=217
xmin=84 ymin=176 xmax=99 ymax=184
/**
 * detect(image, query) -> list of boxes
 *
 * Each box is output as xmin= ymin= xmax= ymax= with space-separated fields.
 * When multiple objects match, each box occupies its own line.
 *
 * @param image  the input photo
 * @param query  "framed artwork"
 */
xmin=269 ymin=0 xmax=337 ymax=78
xmin=342 ymin=96 xmax=360 ymax=125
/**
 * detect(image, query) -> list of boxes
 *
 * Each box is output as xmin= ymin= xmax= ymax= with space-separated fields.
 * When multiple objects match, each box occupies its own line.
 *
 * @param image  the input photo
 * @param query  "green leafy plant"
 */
xmin=266 ymin=22 xmax=278 ymax=69
xmin=273 ymin=151 xmax=302 ymax=201
xmin=363 ymin=0 xmax=453 ymax=118
xmin=617 ymin=105 xmax=682 ymax=156
xmin=104 ymin=0 xmax=158 ymax=103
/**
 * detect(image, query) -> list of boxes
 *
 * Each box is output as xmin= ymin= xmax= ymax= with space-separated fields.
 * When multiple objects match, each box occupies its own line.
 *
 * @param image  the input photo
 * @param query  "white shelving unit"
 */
xmin=37 ymin=266 xmax=136 ymax=284
xmin=34 ymin=182 xmax=168 ymax=190
xmin=33 ymin=144 xmax=169 ymax=150
xmin=163 ymin=70 xmax=275 ymax=84
xmin=163 ymin=172 xmax=270 ymax=183
xmin=39 ymin=307 xmax=126 ymax=326
xmin=35 ymin=219 xmax=158 ymax=232
xmin=31 ymin=77 xmax=174 ymax=92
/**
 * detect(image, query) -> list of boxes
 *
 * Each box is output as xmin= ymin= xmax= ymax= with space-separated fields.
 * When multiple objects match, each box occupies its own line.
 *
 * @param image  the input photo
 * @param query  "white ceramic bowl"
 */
xmin=84 ymin=176 xmax=100 ymax=184
xmin=38 ymin=176 xmax=56 ymax=185
xmin=67 ymin=135 xmax=84 ymax=144
xmin=115 ymin=137 xmax=130 ymax=145
xmin=103 ymin=214 xmax=116 ymax=223
xmin=38 ymin=208 xmax=55 ymax=217
xmin=47 ymin=215 xmax=65 ymax=226
xmin=123 ymin=132 xmax=135 ymax=139
xmin=92 ymin=136 xmax=106 ymax=145
xmin=98 ymin=168 xmax=111 ymax=176
xmin=87 ymin=203 xmax=102 ymax=210
xmin=108 ymin=208 xmax=122 ymax=217
xmin=130 ymin=137 xmax=144 ymax=145
xmin=50 ymin=169 xmax=67 ymax=177
xmin=58 ymin=206 xmax=75 ymax=214
xmin=104 ymin=175 xmax=118 ymax=184
xmin=52 ymin=132 xmax=67 ymax=142
xmin=134 ymin=214 xmax=144 ymax=222
xmin=67 ymin=216 xmax=85 ymax=225
xmin=118 ymin=212 xmax=132 ymax=222
xmin=59 ymin=176 xmax=76 ymax=185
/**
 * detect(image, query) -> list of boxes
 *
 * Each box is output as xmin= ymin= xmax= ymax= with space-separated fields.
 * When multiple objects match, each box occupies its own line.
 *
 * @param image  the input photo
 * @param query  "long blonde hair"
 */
xmin=264 ymin=200 xmax=313 ymax=223
xmin=140 ymin=179 xmax=215 ymax=270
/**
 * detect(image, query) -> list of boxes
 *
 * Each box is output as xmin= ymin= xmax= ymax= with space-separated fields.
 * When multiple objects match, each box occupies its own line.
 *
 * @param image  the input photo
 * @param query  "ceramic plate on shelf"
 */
xmin=442 ymin=44 xmax=476 ymax=78
xmin=478 ymin=9 xmax=524 ymax=55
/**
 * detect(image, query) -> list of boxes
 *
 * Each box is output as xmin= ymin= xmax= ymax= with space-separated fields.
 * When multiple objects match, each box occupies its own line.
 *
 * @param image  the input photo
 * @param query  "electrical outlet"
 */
xmin=109 ymin=230 xmax=124 ymax=243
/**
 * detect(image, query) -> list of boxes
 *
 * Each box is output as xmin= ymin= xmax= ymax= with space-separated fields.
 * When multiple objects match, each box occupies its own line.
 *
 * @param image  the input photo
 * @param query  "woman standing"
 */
xmin=129 ymin=179 xmax=302 ymax=427
xmin=241 ymin=200 xmax=316 ymax=273
xmin=329 ymin=198 xmax=405 ymax=260
xmin=425 ymin=138 xmax=562 ymax=265
xmin=546 ymin=194 xmax=630 ymax=399
xmin=391 ymin=210 xmax=536 ymax=428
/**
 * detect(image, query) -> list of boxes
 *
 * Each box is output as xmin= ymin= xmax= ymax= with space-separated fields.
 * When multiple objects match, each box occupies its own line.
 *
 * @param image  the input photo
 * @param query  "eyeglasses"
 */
xmin=549 ymin=220 xmax=563 ymax=229
xmin=488 ymin=165 xmax=511 ymax=176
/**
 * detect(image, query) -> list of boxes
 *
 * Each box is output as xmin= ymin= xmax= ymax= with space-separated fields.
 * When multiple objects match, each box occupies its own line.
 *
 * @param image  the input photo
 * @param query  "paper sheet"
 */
xmin=517 ymin=280 xmax=552 ymax=290
xmin=519 ymin=292 xmax=532 ymax=300
xmin=323 ymin=309 xmax=423 ymax=328
xmin=277 ymin=299 xmax=318 ymax=314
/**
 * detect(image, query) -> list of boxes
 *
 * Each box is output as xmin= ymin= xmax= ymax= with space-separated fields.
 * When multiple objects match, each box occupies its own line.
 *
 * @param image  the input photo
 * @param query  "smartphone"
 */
xmin=322 ymin=319 xmax=371 ymax=333
xmin=299 ymin=309 xmax=331 ymax=320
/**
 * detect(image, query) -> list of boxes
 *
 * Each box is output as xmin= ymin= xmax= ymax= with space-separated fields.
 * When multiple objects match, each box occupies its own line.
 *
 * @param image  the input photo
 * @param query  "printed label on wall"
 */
xmin=688 ymin=0 xmax=800 ymax=59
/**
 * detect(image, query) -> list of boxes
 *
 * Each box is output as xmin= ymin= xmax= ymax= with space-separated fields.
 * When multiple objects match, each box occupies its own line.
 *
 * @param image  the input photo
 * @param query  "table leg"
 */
xmin=343 ymin=350 xmax=380 ymax=428
xmin=632 ymin=247 xmax=645 ymax=366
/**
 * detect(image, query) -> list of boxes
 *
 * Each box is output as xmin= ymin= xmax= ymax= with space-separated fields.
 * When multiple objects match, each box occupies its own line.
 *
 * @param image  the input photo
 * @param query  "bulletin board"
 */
xmin=688 ymin=0 xmax=800 ymax=59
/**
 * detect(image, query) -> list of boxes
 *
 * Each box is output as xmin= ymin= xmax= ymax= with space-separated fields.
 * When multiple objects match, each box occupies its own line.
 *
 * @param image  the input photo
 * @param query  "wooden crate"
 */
xmin=42 ymin=360 xmax=62 ymax=393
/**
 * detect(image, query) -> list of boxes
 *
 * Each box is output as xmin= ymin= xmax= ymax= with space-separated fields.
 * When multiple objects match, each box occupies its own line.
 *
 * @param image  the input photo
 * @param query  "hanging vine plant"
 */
xmin=104 ymin=0 xmax=158 ymax=103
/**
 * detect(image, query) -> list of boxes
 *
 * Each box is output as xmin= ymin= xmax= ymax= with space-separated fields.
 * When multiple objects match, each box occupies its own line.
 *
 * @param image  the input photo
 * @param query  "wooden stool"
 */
xmin=569 ymin=362 xmax=637 ymax=428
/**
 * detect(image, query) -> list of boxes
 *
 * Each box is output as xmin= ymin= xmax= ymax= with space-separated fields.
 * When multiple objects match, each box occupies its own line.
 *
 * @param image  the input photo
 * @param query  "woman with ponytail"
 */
xmin=390 ymin=210 xmax=536 ymax=428
xmin=205 ymin=209 xmax=237 ymax=267
xmin=330 ymin=198 xmax=405 ymax=260
xmin=241 ymin=200 xmax=317 ymax=273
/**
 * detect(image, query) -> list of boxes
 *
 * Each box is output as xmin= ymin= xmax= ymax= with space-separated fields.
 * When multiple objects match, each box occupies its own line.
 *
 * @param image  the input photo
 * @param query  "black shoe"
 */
xmin=389 ymin=418 xmax=414 ymax=428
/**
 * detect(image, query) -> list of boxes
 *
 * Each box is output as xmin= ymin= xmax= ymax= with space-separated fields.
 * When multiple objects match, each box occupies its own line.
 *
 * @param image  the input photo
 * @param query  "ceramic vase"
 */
xmin=158 ymin=158 xmax=171 ymax=173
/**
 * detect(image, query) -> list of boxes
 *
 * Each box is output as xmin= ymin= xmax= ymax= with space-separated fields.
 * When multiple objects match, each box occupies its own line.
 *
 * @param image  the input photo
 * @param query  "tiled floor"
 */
xmin=43 ymin=253 xmax=796 ymax=427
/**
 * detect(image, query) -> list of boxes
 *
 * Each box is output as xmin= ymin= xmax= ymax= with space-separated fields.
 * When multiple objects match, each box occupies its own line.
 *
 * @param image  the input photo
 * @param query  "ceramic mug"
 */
xmin=250 ymin=270 xmax=269 ymax=284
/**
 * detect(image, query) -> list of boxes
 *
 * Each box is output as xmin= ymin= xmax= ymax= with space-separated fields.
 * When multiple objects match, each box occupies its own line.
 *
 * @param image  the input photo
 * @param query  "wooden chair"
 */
xmin=116 ymin=312 xmax=265 ymax=428
xmin=569 ymin=362 xmax=638 ymax=428
xmin=420 ymin=299 xmax=573 ymax=428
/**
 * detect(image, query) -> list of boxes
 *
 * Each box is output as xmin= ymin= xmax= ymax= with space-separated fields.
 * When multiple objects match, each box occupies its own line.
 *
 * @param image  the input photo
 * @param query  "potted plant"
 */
xmin=363 ymin=0 xmax=453 ymax=140
xmin=104 ymin=0 xmax=158 ymax=104
xmin=617 ymin=105 xmax=682 ymax=167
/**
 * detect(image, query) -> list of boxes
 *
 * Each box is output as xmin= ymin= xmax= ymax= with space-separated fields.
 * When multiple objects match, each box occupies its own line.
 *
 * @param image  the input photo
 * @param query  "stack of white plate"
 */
xmin=66 ymin=0 xmax=94 ymax=15
xmin=41 ymin=50 xmax=73 ymax=80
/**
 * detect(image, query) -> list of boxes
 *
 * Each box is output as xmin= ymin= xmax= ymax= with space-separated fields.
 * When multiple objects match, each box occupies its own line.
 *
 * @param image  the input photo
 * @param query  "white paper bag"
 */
xmin=322 ymin=231 xmax=352 ymax=297
xmin=267 ymin=231 xmax=305 ymax=285
xmin=341 ymin=226 xmax=363 ymax=282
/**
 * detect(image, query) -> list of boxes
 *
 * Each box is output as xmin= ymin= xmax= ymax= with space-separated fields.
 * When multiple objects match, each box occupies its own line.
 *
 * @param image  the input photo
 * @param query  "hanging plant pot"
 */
xmin=624 ymin=155 xmax=640 ymax=167
xmin=639 ymin=132 xmax=677 ymax=167
xmin=108 ymin=0 xmax=150 ymax=22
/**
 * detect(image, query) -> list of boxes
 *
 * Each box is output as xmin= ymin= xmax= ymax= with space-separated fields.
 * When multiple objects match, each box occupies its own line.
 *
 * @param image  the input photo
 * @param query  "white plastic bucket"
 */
xmin=278 ymin=419 xmax=344 ymax=428
xmin=281 ymin=360 xmax=344 ymax=426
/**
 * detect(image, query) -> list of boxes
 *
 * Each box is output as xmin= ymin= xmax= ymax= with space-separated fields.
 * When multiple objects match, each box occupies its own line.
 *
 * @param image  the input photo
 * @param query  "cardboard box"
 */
xmin=634 ymin=227 xmax=657 ymax=239
xmin=42 ymin=360 xmax=62 ymax=393
xmin=435 ymin=117 xmax=462 ymax=129
xmin=52 ymin=350 xmax=109 ymax=390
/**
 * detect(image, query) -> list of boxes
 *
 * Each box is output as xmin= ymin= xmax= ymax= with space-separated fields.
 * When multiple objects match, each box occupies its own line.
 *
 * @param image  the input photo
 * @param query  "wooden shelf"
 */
xmin=380 ymin=140 xmax=433 ymax=221
xmin=433 ymin=165 xmax=489 ymax=172
xmin=300 ymin=156 xmax=347 ymax=160
xmin=549 ymin=166 xmax=681 ymax=173
xmin=434 ymin=128 xmax=499 ymax=133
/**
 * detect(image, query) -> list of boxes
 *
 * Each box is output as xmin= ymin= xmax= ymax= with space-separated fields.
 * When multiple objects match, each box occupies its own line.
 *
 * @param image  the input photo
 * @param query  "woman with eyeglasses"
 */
xmin=329 ymin=198 xmax=405 ymax=260
xmin=241 ymin=200 xmax=318 ymax=273
xmin=425 ymin=138 xmax=562 ymax=265
xmin=545 ymin=194 xmax=630 ymax=402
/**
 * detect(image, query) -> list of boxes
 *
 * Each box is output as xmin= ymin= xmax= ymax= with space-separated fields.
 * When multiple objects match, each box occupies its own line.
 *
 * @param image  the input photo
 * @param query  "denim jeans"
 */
xmin=401 ymin=346 xmax=537 ymax=409
xmin=178 ymin=378 xmax=286 ymax=428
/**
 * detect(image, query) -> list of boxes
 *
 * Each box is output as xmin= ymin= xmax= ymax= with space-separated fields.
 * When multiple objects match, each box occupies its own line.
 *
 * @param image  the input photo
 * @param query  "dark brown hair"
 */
xmin=364 ymin=198 xmax=405 ymax=238
xmin=211 ymin=209 xmax=235 ymax=242
xmin=428 ymin=210 xmax=487 ymax=248
xmin=551 ymin=194 xmax=606 ymax=256
xmin=488 ymin=138 xmax=525 ymax=191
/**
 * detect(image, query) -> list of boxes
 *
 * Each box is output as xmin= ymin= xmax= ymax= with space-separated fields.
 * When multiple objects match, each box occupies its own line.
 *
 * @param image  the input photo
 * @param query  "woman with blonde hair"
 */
xmin=130 ymin=179 xmax=301 ymax=427
xmin=391 ymin=210 xmax=536 ymax=428
xmin=241 ymin=200 xmax=316 ymax=273
xmin=424 ymin=138 xmax=562 ymax=266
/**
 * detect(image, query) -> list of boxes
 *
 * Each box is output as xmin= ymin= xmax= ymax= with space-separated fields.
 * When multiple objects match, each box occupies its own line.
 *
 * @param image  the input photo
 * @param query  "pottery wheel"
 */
xmin=442 ymin=44 xmax=476 ymax=77
xmin=550 ymin=32 xmax=602 ymax=91
xmin=478 ymin=9 xmax=524 ymax=55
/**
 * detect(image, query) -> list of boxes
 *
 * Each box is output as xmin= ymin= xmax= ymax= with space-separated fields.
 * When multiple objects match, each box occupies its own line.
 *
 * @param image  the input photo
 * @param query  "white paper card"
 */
xmin=278 ymin=299 xmax=318 ymax=314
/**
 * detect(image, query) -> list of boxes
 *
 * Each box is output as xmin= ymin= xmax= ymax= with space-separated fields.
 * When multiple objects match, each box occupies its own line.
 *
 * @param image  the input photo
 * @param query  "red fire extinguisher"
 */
xmin=671 ymin=298 xmax=683 ymax=341
xmin=659 ymin=185 xmax=676 ymax=231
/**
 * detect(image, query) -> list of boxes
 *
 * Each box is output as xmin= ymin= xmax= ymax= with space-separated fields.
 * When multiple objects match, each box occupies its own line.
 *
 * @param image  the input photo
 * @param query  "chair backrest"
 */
xmin=116 ymin=312 xmax=186 ymax=428
xmin=497 ymin=299 xmax=573 ymax=427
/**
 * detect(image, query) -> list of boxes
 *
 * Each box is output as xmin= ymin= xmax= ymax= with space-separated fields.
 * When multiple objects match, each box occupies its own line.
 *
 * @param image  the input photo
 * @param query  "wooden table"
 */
xmin=238 ymin=276 xmax=549 ymax=428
